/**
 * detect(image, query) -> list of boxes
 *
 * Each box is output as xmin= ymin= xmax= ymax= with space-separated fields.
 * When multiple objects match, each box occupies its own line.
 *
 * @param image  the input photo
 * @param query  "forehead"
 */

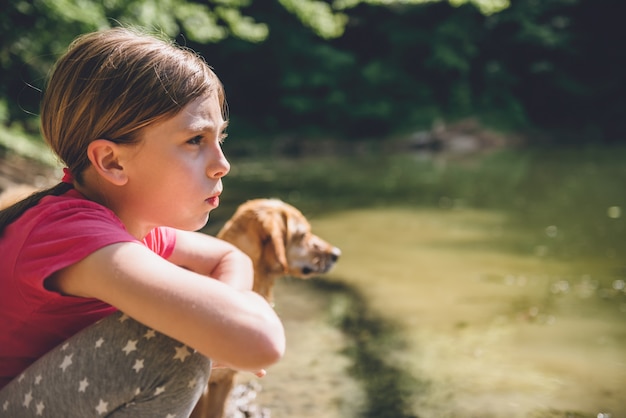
xmin=286 ymin=209 xmax=310 ymax=235
xmin=176 ymin=94 xmax=225 ymax=131
xmin=132 ymin=95 xmax=226 ymax=150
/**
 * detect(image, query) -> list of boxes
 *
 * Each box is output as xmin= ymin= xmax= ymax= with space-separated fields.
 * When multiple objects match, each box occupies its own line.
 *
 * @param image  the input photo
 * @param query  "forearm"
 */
xmin=134 ymin=280 xmax=285 ymax=371
xmin=207 ymin=246 xmax=254 ymax=291
xmin=199 ymin=288 xmax=285 ymax=371
xmin=169 ymin=229 xmax=254 ymax=291
xmin=67 ymin=242 xmax=285 ymax=371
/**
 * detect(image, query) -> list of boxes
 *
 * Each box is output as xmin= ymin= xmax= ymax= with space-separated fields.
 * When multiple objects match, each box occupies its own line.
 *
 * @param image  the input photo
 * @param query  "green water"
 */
xmin=213 ymin=145 xmax=626 ymax=418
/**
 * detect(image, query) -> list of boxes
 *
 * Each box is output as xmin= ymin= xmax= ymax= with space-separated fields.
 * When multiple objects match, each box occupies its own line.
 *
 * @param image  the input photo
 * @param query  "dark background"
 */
xmin=1 ymin=0 xmax=625 ymax=148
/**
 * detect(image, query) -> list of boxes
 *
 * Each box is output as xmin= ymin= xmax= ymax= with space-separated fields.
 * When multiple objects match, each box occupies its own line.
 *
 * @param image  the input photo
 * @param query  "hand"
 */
xmin=212 ymin=362 xmax=266 ymax=378
xmin=170 ymin=230 xmax=255 ymax=291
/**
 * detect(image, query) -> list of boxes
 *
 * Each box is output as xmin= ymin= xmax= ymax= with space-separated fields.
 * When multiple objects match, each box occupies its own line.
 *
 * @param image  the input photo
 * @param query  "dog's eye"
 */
xmin=291 ymin=231 xmax=305 ymax=242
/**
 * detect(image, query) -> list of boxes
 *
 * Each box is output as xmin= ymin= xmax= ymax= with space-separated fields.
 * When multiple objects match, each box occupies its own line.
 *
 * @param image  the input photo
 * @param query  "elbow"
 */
xmin=248 ymin=319 xmax=286 ymax=370
xmin=263 ymin=327 xmax=286 ymax=365
xmin=204 ymin=291 xmax=286 ymax=371
xmin=245 ymin=293 xmax=286 ymax=369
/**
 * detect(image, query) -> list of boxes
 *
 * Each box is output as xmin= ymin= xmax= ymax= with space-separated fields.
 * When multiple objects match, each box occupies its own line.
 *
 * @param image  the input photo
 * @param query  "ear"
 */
xmin=264 ymin=214 xmax=288 ymax=273
xmin=217 ymin=212 xmax=264 ymax=264
xmin=87 ymin=139 xmax=128 ymax=186
xmin=217 ymin=204 xmax=289 ymax=273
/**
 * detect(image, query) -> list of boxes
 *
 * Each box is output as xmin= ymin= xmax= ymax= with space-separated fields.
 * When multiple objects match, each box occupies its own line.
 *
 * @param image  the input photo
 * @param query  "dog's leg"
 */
xmin=190 ymin=384 xmax=211 ymax=418
xmin=203 ymin=370 xmax=237 ymax=418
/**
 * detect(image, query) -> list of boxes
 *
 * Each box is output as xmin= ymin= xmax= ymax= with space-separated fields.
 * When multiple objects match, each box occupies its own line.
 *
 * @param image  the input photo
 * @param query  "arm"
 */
xmin=167 ymin=229 xmax=253 ymax=291
xmin=48 ymin=241 xmax=285 ymax=372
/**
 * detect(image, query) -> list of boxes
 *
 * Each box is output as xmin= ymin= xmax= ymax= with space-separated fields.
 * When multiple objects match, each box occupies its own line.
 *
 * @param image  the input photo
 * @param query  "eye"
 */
xmin=187 ymin=135 xmax=203 ymax=145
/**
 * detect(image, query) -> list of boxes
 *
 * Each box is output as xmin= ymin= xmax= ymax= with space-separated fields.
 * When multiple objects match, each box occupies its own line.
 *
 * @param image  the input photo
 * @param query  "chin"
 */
xmin=194 ymin=214 xmax=211 ymax=231
xmin=172 ymin=215 xmax=210 ymax=232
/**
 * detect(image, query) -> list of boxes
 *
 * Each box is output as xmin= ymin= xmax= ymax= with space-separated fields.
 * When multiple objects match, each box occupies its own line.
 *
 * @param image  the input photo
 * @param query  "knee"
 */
xmin=121 ymin=315 xmax=213 ymax=386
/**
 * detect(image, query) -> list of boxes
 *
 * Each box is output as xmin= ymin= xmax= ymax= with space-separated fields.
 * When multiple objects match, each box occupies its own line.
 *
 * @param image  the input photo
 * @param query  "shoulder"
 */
xmin=4 ymin=189 xmax=138 ymax=274
xmin=36 ymin=189 xmax=125 ymax=227
xmin=0 ymin=190 xmax=139 ymax=297
xmin=143 ymin=226 xmax=177 ymax=259
xmin=5 ymin=189 xmax=129 ymax=237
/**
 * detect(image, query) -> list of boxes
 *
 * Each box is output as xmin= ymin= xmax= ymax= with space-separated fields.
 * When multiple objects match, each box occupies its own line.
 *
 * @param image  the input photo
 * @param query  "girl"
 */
xmin=0 ymin=27 xmax=285 ymax=417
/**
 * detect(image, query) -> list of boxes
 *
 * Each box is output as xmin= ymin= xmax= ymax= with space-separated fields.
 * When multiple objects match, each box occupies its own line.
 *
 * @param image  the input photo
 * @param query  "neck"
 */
xmin=75 ymin=173 xmax=150 ymax=240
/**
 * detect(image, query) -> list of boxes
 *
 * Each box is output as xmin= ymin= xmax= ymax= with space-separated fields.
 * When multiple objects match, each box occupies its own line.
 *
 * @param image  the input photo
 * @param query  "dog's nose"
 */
xmin=330 ymin=247 xmax=341 ymax=262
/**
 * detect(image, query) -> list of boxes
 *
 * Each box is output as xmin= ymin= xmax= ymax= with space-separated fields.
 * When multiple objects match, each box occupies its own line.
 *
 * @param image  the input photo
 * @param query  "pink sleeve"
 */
xmin=142 ymin=227 xmax=177 ymax=259
xmin=14 ymin=202 xmax=139 ymax=301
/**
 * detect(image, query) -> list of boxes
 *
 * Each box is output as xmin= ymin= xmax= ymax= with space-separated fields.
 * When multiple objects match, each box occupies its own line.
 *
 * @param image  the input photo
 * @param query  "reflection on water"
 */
xmin=223 ymin=147 xmax=626 ymax=418
xmin=311 ymin=208 xmax=625 ymax=417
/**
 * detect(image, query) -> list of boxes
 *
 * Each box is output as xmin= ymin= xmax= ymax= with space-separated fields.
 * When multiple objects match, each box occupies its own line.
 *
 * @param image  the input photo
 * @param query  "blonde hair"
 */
xmin=1 ymin=27 xmax=226 ymax=232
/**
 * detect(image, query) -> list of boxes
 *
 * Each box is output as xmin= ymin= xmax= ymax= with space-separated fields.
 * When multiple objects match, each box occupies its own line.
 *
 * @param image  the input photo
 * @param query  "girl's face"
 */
xmin=117 ymin=93 xmax=230 ymax=237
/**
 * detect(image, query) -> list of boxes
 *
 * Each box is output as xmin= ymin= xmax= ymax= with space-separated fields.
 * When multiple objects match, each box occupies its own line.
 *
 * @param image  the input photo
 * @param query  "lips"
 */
xmin=206 ymin=195 xmax=220 ymax=207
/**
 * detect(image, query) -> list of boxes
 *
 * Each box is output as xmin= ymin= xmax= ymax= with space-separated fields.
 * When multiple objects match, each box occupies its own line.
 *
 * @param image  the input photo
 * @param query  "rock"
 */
xmin=224 ymin=381 xmax=271 ymax=418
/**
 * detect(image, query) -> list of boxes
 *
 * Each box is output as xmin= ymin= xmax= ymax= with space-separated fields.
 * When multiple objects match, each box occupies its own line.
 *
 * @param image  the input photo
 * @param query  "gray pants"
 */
xmin=0 ymin=311 xmax=211 ymax=417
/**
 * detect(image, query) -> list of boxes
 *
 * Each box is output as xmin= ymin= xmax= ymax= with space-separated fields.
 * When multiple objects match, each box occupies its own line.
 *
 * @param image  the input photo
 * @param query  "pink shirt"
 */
xmin=0 ymin=189 xmax=176 ymax=389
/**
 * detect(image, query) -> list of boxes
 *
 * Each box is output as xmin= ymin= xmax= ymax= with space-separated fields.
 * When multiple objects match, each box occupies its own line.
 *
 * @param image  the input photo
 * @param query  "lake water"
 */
xmin=219 ymin=145 xmax=626 ymax=418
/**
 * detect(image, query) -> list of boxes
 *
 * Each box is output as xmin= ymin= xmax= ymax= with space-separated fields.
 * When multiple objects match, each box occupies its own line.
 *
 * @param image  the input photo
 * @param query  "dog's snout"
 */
xmin=330 ymin=247 xmax=341 ymax=262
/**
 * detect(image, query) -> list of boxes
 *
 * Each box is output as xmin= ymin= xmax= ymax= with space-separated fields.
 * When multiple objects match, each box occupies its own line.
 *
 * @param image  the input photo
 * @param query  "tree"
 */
xmin=0 ymin=0 xmax=510 ymax=137
xmin=4 ymin=0 xmax=624 ymax=145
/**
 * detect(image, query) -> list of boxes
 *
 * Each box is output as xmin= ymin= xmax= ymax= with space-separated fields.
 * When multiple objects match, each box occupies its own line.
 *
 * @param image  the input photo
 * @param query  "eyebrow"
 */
xmin=186 ymin=120 xmax=229 ymax=134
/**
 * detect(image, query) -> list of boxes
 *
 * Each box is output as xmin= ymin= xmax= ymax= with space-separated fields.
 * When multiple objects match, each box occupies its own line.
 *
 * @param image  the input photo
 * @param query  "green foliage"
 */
xmin=126 ymin=0 xmax=225 ymax=42
xmin=40 ymin=0 xmax=108 ymax=27
xmin=215 ymin=6 xmax=269 ymax=42
xmin=334 ymin=0 xmax=509 ymax=15
xmin=0 ymin=0 xmax=268 ymax=136
xmin=1 ymin=0 xmax=624 ymax=148
xmin=279 ymin=0 xmax=348 ymax=38
xmin=450 ymin=0 xmax=509 ymax=15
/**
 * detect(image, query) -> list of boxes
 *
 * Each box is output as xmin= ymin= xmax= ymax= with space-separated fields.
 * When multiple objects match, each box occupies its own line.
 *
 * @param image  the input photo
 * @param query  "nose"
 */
xmin=330 ymin=247 xmax=341 ymax=262
xmin=207 ymin=148 xmax=230 ymax=179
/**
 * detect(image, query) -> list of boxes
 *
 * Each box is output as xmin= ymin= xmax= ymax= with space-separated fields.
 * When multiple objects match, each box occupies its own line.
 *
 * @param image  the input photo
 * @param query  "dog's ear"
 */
xmin=217 ymin=209 xmax=264 ymax=263
xmin=217 ymin=204 xmax=289 ymax=273
xmin=261 ymin=211 xmax=288 ymax=273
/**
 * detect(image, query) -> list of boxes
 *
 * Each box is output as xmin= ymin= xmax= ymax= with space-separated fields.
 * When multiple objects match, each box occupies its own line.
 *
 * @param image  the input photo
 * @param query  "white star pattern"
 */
xmin=2 ymin=314 xmax=219 ymax=416
xmin=95 ymin=399 xmax=108 ymax=415
xmin=35 ymin=401 xmax=44 ymax=416
xmin=122 ymin=339 xmax=138 ymax=355
xmin=79 ymin=378 xmax=90 ymax=392
xmin=173 ymin=345 xmax=191 ymax=362
xmin=23 ymin=391 xmax=33 ymax=408
xmin=60 ymin=354 xmax=73 ymax=372
xmin=132 ymin=359 xmax=145 ymax=373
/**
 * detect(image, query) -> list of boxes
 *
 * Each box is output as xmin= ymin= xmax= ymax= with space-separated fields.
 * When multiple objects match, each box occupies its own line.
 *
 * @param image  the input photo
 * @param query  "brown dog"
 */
xmin=191 ymin=198 xmax=341 ymax=418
